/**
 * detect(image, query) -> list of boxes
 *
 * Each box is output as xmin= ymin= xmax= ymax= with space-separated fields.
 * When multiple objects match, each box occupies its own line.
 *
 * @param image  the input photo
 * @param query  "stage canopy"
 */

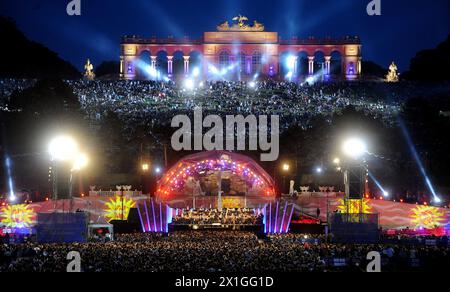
xmin=155 ymin=151 xmax=275 ymax=208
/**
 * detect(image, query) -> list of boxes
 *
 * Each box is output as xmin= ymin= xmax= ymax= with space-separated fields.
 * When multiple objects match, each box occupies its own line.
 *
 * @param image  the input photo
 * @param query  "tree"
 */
xmin=95 ymin=61 xmax=120 ymax=78
xmin=0 ymin=16 xmax=80 ymax=79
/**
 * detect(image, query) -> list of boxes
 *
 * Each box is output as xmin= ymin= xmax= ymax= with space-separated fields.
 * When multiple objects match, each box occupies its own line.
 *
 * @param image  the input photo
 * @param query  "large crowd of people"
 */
xmin=2 ymin=77 xmax=448 ymax=134
xmin=1 ymin=78 xmax=432 ymax=131
xmin=69 ymin=79 xmax=406 ymax=131
xmin=172 ymin=208 xmax=263 ymax=225
xmin=0 ymin=231 xmax=448 ymax=272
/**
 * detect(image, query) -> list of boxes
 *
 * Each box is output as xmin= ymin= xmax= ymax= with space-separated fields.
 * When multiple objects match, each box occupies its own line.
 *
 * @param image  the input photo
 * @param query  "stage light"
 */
xmin=249 ymin=81 xmax=256 ymax=88
xmin=306 ymin=76 xmax=315 ymax=84
xmin=399 ymin=120 xmax=440 ymax=204
xmin=383 ymin=191 xmax=389 ymax=197
xmin=209 ymin=65 xmax=219 ymax=75
xmin=73 ymin=153 xmax=88 ymax=171
xmin=48 ymin=135 xmax=78 ymax=161
xmin=184 ymin=78 xmax=194 ymax=90
xmin=333 ymin=158 xmax=340 ymax=164
xmin=142 ymin=163 xmax=149 ymax=172
xmin=192 ymin=67 xmax=200 ymax=77
xmin=285 ymin=71 xmax=293 ymax=80
xmin=316 ymin=167 xmax=323 ymax=173
xmin=145 ymin=66 xmax=157 ymax=78
xmin=282 ymin=164 xmax=290 ymax=172
xmin=199 ymin=81 xmax=204 ymax=88
xmin=155 ymin=167 xmax=162 ymax=174
xmin=286 ymin=56 xmax=296 ymax=70
xmin=8 ymin=193 xmax=16 ymax=202
xmin=342 ymin=137 xmax=367 ymax=159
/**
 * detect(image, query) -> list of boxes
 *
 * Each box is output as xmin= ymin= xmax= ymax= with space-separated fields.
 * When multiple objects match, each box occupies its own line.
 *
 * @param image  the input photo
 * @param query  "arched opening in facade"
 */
xmin=313 ymin=51 xmax=325 ymax=75
xmin=172 ymin=50 xmax=185 ymax=78
xmin=189 ymin=51 xmax=202 ymax=77
xmin=297 ymin=51 xmax=309 ymax=76
xmin=252 ymin=51 xmax=262 ymax=74
xmin=156 ymin=50 xmax=168 ymax=78
xmin=136 ymin=50 xmax=152 ymax=80
xmin=331 ymin=50 xmax=343 ymax=76
xmin=279 ymin=51 xmax=293 ymax=79
xmin=218 ymin=51 xmax=230 ymax=69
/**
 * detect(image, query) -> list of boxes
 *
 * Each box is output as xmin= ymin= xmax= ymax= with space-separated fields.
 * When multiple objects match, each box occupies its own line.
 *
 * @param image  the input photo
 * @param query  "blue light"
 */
xmin=5 ymin=156 xmax=15 ymax=201
xmin=368 ymin=172 xmax=389 ymax=197
xmin=399 ymin=120 xmax=440 ymax=202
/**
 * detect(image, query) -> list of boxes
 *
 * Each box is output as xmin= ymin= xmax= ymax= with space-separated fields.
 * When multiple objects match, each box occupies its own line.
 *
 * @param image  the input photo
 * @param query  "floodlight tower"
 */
xmin=341 ymin=137 xmax=368 ymax=216
xmin=48 ymin=135 xmax=78 ymax=202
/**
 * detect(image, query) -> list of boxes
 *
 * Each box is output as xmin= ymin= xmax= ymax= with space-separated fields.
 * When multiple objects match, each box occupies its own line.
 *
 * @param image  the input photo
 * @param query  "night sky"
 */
xmin=1 ymin=0 xmax=449 ymax=71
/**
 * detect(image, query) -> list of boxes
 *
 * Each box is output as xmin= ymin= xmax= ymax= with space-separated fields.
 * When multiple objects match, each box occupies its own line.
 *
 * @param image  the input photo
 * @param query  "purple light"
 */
xmin=280 ymin=201 xmax=288 ymax=233
xmin=274 ymin=201 xmax=279 ymax=233
xmin=136 ymin=203 xmax=146 ymax=232
xmin=269 ymin=202 xmax=272 ymax=233
xmin=263 ymin=205 xmax=267 ymax=233
xmin=159 ymin=202 xmax=163 ymax=232
xmin=151 ymin=199 xmax=157 ymax=232
xmin=144 ymin=201 xmax=151 ymax=232
xmin=286 ymin=204 xmax=295 ymax=233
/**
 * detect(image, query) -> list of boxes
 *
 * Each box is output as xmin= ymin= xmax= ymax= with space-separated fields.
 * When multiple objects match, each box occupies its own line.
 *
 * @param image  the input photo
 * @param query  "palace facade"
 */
xmin=120 ymin=16 xmax=362 ymax=81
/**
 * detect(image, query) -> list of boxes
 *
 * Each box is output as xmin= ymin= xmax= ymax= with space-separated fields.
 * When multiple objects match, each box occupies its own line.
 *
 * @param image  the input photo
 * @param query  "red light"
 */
xmin=81 ymin=193 xmax=85 ymax=197
xmin=424 ymin=202 xmax=428 ymax=206
xmin=379 ymin=196 xmax=383 ymax=200
xmin=45 ymin=197 xmax=49 ymax=201
xmin=400 ymin=199 xmax=404 ymax=203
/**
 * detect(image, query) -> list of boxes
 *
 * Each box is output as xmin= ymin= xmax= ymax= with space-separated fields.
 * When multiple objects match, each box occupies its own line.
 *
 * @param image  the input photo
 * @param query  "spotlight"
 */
xmin=248 ymin=81 xmax=256 ymax=88
xmin=155 ymin=167 xmax=162 ymax=174
xmin=333 ymin=158 xmax=341 ymax=165
xmin=433 ymin=196 xmax=441 ymax=203
xmin=8 ymin=194 xmax=16 ymax=202
xmin=285 ymin=71 xmax=293 ymax=80
xmin=184 ymin=79 xmax=194 ymax=90
xmin=48 ymin=135 xmax=78 ymax=161
xmin=142 ymin=163 xmax=149 ymax=172
xmin=316 ymin=167 xmax=323 ymax=173
xmin=306 ymin=76 xmax=315 ymax=84
xmin=73 ymin=153 xmax=88 ymax=171
xmin=282 ymin=164 xmax=290 ymax=172
xmin=383 ymin=191 xmax=389 ymax=197
xmin=342 ymin=137 xmax=367 ymax=159
xmin=192 ymin=67 xmax=200 ymax=77
xmin=286 ymin=56 xmax=296 ymax=70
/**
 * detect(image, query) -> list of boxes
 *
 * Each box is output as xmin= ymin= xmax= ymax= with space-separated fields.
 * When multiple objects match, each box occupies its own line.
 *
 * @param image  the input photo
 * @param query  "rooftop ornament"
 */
xmin=217 ymin=15 xmax=265 ymax=32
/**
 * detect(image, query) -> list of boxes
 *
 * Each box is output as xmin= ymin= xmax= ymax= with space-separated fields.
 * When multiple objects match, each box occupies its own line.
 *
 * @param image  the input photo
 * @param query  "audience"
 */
xmin=1 ymin=231 xmax=448 ymax=272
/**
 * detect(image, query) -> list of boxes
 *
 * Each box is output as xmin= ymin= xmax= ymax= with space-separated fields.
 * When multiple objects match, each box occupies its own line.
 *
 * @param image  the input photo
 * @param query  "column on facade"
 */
xmin=120 ymin=56 xmax=124 ymax=78
xmin=324 ymin=56 xmax=331 ymax=75
xmin=358 ymin=57 xmax=362 ymax=76
xmin=293 ymin=56 xmax=299 ymax=76
xmin=183 ymin=56 xmax=190 ymax=76
xmin=167 ymin=56 xmax=174 ymax=76
xmin=151 ymin=56 xmax=157 ymax=70
xmin=308 ymin=56 xmax=315 ymax=75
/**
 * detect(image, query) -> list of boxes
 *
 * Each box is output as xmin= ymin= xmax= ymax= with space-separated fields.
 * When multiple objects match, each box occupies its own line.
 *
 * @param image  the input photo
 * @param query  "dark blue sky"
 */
xmin=1 ymin=0 xmax=449 ymax=71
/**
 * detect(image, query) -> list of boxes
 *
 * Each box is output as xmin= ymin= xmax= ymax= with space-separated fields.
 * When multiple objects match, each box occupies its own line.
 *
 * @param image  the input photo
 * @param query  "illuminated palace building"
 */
xmin=120 ymin=16 xmax=362 ymax=81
